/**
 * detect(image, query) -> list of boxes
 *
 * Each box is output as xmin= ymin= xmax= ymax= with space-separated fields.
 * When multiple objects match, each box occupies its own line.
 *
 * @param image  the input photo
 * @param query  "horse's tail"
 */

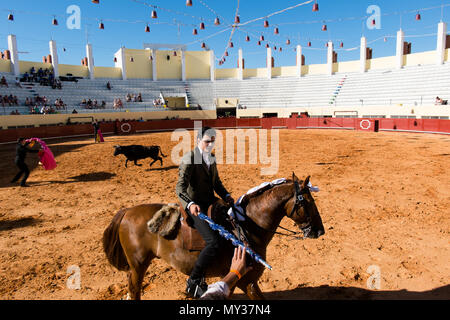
xmin=102 ymin=209 xmax=130 ymax=271
xmin=158 ymin=146 xmax=167 ymax=158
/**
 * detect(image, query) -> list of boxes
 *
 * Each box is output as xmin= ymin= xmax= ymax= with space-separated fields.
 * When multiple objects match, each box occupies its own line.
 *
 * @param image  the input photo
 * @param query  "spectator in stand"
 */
xmin=106 ymin=82 xmax=111 ymax=90
xmin=0 ymin=76 xmax=8 ymax=87
xmin=435 ymin=96 xmax=448 ymax=105
xmin=101 ymin=101 xmax=106 ymax=109
xmin=29 ymin=67 xmax=36 ymax=82
xmin=23 ymin=72 xmax=29 ymax=82
xmin=60 ymin=99 xmax=66 ymax=110
xmin=137 ymin=93 xmax=142 ymax=102
xmin=93 ymin=99 xmax=98 ymax=108
xmin=3 ymin=95 xmax=11 ymax=106
xmin=81 ymin=99 xmax=87 ymax=107
xmin=56 ymin=80 xmax=62 ymax=89
xmin=15 ymin=77 xmax=22 ymax=88
xmin=72 ymin=109 xmax=78 ymax=114
xmin=13 ymin=96 xmax=18 ymax=106
xmin=126 ymin=93 xmax=132 ymax=102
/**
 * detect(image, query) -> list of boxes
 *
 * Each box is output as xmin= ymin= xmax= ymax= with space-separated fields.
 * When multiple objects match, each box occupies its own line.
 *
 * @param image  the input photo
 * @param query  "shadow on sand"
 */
xmin=0 ymin=217 xmax=42 ymax=232
xmin=146 ymin=165 xmax=178 ymax=172
xmin=19 ymin=172 xmax=116 ymax=187
xmin=231 ymin=284 xmax=450 ymax=300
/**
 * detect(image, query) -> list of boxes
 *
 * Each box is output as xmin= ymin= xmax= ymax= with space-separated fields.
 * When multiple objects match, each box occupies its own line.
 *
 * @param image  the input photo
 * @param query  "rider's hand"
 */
xmin=225 ymin=195 xmax=235 ymax=207
xmin=189 ymin=204 xmax=201 ymax=217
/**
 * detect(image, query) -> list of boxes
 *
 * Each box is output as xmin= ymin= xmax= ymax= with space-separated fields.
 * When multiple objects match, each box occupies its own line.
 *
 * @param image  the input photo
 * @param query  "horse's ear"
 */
xmin=302 ymin=176 xmax=311 ymax=189
xmin=292 ymin=172 xmax=299 ymax=182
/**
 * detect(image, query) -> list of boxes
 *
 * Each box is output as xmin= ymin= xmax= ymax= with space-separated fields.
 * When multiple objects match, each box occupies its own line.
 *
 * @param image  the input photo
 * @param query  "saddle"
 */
xmin=147 ymin=201 xmax=244 ymax=251
xmin=179 ymin=200 xmax=231 ymax=251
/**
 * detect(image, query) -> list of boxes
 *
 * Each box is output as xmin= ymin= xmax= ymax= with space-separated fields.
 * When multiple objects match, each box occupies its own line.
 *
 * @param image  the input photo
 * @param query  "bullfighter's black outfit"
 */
xmin=11 ymin=140 xmax=39 ymax=187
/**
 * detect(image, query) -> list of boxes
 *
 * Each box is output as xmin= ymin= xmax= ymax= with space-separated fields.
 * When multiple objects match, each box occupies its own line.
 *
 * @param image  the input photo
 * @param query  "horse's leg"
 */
xmin=126 ymin=253 xmax=154 ymax=300
xmin=125 ymin=159 xmax=128 ymax=168
xmin=246 ymin=282 xmax=265 ymax=300
xmin=237 ymin=281 xmax=265 ymax=300
xmin=159 ymin=157 xmax=163 ymax=166
xmin=134 ymin=160 xmax=142 ymax=166
xmin=121 ymin=226 xmax=155 ymax=300
xmin=149 ymin=159 xmax=157 ymax=167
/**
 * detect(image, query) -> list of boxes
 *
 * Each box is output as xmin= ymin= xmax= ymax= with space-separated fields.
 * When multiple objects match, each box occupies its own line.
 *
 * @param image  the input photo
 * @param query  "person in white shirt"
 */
xmin=200 ymin=245 xmax=253 ymax=300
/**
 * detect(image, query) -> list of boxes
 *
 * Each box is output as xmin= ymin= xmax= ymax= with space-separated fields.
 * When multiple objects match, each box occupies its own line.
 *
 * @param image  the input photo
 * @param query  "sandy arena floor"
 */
xmin=0 ymin=129 xmax=449 ymax=300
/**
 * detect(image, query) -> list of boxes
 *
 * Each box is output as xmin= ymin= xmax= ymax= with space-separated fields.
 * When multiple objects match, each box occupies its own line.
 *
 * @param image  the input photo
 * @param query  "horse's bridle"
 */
xmin=287 ymin=180 xmax=311 ymax=222
xmin=271 ymin=180 xmax=312 ymax=239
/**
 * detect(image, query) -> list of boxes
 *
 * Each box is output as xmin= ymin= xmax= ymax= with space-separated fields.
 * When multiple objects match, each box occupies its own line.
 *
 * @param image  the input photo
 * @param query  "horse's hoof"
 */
xmin=120 ymin=293 xmax=131 ymax=300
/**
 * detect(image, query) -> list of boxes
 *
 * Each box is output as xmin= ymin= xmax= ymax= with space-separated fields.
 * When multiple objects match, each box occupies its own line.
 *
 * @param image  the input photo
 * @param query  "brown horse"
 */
xmin=102 ymin=173 xmax=325 ymax=300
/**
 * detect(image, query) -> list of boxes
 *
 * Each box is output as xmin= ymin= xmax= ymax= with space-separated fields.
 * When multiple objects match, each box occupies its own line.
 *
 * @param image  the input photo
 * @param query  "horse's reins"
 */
xmin=235 ymin=180 xmax=310 ymax=240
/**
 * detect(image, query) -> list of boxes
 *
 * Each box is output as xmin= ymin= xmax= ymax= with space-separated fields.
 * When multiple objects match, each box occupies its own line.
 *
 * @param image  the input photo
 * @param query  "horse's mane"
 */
xmin=239 ymin=179 xmax=293 ymax=208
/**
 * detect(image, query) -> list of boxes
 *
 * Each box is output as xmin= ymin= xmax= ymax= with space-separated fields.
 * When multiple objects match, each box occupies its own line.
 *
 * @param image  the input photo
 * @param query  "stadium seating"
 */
xmin=1 ymin=61 xmax=450 ymax=116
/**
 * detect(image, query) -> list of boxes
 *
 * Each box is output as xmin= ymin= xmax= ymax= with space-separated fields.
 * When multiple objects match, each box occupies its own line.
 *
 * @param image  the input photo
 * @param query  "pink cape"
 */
xmin=97 ymin=129 xmax=104 ymax=143
xmin=25 ymin=138 xmax=57 ymax=170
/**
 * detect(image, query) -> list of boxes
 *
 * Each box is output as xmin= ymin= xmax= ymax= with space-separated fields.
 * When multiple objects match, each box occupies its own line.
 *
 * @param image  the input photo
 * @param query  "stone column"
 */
xmin=210 ymin=50 xmax=215 ymax=82
xmin=436 ymin=22 xmax=447 ymax=65
xmin=327 ymin=41 xmax=334 ymax=75
xmin=296 ymin=45 xmax=303 ymax=77
xmin=238 ymin=48 xmax=243 ymax=80
xmin=85 ymin=43 xmax=94 ymax=80
xmin=396 ymin=29 xmax=404 ymax=69
xmin=115 ymin=47 xmax=127 ymax=80
xmin=360 ymin=36 xmax=367 ymax=73
xmin=266 ymin=47 xmax=272 ymax=79
xmin=7 ymin=35 xmax=20 ymax=76
xmin=152 ymin=49 xmax=157 ymax=81
xmin=181 ymin=49 xmax=186 ymax=81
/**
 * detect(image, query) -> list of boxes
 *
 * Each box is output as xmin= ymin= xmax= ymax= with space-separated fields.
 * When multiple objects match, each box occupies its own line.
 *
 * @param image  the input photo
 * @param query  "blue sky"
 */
xmin=0 ymin=0 xmax=449 ymax=69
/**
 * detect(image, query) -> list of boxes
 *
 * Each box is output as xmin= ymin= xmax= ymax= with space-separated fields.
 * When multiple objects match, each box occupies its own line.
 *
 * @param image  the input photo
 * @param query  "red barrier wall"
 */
xmin=1 ymin=118 xmax=449 ymax=144
xmin=236 ymin=118 xmax=262 ymax=128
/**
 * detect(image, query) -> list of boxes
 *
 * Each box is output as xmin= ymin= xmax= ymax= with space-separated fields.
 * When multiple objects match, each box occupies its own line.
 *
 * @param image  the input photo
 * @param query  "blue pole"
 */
xmin=198 ymin=213 xmax=272 ymax=270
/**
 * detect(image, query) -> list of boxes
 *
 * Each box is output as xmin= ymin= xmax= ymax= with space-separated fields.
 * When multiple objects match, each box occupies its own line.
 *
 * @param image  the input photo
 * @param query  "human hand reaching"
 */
xmin=230 ymin=246 xmax=253 ymax=279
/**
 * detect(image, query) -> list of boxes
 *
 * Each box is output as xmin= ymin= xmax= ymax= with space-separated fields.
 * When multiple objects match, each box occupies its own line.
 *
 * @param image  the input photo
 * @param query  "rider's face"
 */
xmin=198 ymin=134 xmax=215 ymax=153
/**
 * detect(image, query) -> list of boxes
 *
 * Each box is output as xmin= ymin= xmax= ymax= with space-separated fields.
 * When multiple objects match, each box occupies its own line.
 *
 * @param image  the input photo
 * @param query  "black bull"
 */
xmin=114 ymin=145 xmax=167 ymax=168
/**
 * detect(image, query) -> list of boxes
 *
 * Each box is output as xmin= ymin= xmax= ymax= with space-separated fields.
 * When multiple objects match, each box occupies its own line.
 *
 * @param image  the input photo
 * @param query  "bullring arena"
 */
xmin=0 ymin=124 xmax=449 ymax=300
xmin=0 ymin=1 xmax=449 ymax=301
